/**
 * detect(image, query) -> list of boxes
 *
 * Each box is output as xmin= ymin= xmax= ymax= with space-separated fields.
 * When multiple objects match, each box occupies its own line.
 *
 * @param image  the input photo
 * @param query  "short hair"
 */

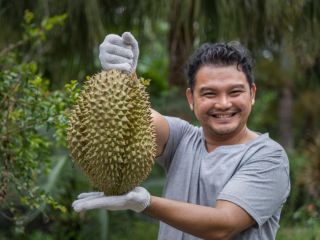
xmin=185 ymin=41 xmax=254 ymax=90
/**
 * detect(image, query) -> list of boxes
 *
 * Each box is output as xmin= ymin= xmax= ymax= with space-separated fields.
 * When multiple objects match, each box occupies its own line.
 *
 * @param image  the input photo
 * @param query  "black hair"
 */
xmin=185 ymin=41 xmax=254 ymax=90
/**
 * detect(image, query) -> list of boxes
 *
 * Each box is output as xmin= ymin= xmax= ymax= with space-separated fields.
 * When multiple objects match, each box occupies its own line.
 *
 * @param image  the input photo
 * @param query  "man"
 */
xmin=72 ymin=32 xmax=290 ymax=239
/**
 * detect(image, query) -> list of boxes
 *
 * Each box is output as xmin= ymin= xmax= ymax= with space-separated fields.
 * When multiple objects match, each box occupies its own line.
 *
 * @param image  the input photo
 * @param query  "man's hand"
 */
xmin=99 ymin=32 xmax=139 ymax=74
xmin=72 ymin=187 xmax=150 ymax=213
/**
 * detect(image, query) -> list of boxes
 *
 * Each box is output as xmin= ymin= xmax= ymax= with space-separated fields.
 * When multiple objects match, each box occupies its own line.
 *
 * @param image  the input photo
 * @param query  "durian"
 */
xmin=67 ymin=70 xmax=156 ymax=195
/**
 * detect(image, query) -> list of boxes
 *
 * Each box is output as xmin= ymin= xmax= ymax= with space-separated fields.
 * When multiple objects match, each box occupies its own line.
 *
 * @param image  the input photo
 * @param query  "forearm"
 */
xmin=144 ymin=196 xmax=235 ymax=240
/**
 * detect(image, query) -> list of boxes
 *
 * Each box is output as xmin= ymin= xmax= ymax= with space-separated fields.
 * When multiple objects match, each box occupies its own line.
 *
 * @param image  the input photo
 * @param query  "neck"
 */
xmin=204 ymin=127 xmax=258 ymax=152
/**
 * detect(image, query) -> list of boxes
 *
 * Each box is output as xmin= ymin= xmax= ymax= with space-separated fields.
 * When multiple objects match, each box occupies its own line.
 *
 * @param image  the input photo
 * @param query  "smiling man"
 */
xmin=186 ymin=63 xmax=258 ymax=150
xmin=72 ymin=33 xmax=291 ymax=240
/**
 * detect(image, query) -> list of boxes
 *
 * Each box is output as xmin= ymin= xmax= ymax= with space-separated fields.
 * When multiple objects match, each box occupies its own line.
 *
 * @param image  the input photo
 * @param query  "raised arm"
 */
xmin=151 ymin=109 xmax=169 ymax=157
xmin=99 ymin=32 xmax=169 ymax=156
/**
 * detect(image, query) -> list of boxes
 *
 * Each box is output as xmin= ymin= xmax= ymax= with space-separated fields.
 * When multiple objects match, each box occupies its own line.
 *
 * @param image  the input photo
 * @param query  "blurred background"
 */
xmin=0 ymin=0 xmax=319 ymax=239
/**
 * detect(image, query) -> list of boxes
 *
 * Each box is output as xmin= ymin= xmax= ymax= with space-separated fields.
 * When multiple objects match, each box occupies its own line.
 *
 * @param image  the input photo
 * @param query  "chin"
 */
xmin=209 ymin=124 xmax=240 ymax=136
xmin=212 ymin=129 xmax=237 ymax=136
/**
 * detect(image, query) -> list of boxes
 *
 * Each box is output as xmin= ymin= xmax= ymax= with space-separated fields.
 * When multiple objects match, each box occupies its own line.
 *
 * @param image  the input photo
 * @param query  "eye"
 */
xmin=202 ymin=92 xmax=216 ymax=97
xmin=229 ymin=90 xmax=243 ymax=96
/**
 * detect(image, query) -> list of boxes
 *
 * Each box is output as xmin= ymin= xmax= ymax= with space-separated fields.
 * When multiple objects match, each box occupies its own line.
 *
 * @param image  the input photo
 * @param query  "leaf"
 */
xmin=24 ymin=10 xmax=34 ymax=24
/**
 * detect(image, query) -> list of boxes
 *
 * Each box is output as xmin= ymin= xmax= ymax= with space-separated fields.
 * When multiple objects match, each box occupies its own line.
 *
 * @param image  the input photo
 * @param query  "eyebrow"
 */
xmin=199 ymin=87 xmax=214 ymax=93
xmin=199 ymin=84 xmax=246 ymax=92
xmin=229 ymin=84 xmax=246 ymax=89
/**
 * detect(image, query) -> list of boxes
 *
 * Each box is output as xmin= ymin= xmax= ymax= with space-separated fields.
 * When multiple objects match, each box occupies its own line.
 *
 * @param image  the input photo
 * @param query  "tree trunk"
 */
xmin=168 ymin=0 xmax=198 ymax=88
xmin=278 ymin=85 xmax=294 ymax=150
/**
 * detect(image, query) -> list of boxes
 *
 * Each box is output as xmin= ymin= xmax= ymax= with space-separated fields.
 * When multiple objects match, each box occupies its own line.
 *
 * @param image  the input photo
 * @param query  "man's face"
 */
xmin=186 ymin=65 xmax=256 ymax=140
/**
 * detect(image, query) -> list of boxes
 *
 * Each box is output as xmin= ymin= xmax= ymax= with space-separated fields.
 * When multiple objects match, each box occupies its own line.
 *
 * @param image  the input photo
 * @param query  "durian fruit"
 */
xmin=67 ymin=70 xmax=156 ymax=195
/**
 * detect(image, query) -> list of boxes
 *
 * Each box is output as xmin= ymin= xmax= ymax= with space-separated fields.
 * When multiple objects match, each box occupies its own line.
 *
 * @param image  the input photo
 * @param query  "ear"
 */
xmin=250 ymin=83 xmax=256 ymax=106
xmin=186 ymin=88 xmax=194 ymax=111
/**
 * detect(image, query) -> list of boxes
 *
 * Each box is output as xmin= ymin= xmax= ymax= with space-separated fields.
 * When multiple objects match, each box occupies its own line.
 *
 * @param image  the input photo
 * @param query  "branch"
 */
xmin=0 ymin=154 xmax=10 ymax=204
xmin=0 ymin=82 xmax=21 ymax=113
xmin=0 ymin=39 xmax=27 ymax=57
xmin=22 ymin=156 xmax=68 ymax=225
xmin=0 ymin=83 xmax=18 ymax=203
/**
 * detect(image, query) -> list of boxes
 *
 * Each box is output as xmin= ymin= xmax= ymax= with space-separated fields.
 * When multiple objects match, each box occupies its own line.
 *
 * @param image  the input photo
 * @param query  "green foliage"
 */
xmin=108 ymin=213 xmax=158 ymax=240
xmin=0 ymin=10 xmax=78 ymax=236
xmin=138 ymin=20 xmax=169 ymax=95
xmin=249 ymin=89 xmax=278 ymax=134
xmin=22 ymin=10 xmax=67 ymax=42
xmin=277 ymin=224 xmax=320 ymax=240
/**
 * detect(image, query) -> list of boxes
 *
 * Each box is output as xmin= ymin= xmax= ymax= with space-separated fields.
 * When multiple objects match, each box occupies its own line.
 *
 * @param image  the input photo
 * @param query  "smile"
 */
xmin=210 ymin=112 xmax=238 ymax=118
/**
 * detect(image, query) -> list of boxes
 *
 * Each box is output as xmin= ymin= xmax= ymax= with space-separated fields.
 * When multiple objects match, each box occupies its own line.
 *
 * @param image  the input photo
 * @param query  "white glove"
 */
xmin=72 ymin=187 xmax=150 ymax=213
xmin=99 ymin=32 xmax=139 ymax=74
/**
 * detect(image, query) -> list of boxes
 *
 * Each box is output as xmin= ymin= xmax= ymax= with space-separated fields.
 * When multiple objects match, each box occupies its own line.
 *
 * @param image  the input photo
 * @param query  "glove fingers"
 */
xmin=100 ymin=42 xmax=133 ymax=59
xmin=72 ymin=199 xmax=100 ymax=212
xmin=72 ymin=196 xmax=103 ymax=210
xmin=101 ymin=52 xmax=133 ymax=65
xmin=102 ymin=34 xmax=132 ymax=52
xmin=72 ymin=196 xmax=126 ymax=212
xmin=122 ymin=32 xmax=139 ymax=72
xmin=77 ymin=192 xmax=104 ymax=199
xmin=122 ymin=32 xmax=138 ymax=49
xmin=107 ymin=45 xmax=133 ymax=59
xmin=100 ymin=33 xmax=135 ymax=72
xmin=72 ymin=187 xmax=150 ymax=213
xmin=103 ymin=34 xmax=123 ymax=45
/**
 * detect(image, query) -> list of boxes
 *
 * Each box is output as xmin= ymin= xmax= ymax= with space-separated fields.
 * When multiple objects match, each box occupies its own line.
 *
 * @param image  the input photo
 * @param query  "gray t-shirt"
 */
xmin=156 ymin=117 xmax=290 ymax=240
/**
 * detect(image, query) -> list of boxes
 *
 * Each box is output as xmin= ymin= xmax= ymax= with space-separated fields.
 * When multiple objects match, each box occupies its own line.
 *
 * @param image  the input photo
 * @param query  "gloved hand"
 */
xmin=72 ymin=186 xmax=150 ymax=213
xmin=99 ymin=32 xmax=139 ymax=74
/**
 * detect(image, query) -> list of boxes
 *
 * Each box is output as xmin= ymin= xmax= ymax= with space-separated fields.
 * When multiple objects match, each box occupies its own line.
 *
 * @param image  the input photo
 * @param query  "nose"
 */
xmin=214 ymin=95 xmax=232 ymax=109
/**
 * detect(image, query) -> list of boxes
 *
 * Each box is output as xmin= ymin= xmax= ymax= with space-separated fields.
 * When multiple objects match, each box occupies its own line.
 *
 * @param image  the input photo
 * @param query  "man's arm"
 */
xmin=145 ymin=197 xmax=255 ymax=240
xmin=151 ymin=109 xmax=169 ymax=157
xmin=73 ymin=188 xmax=255 ymax=239
xmin=99 ymin=32 xmax=169 ymax=157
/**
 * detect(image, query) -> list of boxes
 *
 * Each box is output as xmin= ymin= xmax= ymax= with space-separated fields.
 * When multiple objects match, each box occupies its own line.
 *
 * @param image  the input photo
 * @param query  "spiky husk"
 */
xmin=67 ymin=70 xmax=156 ymax=195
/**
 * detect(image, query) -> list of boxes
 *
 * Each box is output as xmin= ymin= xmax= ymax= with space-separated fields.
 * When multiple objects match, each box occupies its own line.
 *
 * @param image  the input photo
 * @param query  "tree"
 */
xmin=167 ymin=0 xmax=199 ymax=88
xmin=0 ymin=10 xmax=78 ymax=235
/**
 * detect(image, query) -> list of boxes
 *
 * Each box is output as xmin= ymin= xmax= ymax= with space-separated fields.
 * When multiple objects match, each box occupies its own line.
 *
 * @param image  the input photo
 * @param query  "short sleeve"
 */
xmin=155 ymin=116 xmax=192 ymax=171
xmin=218 ymin=152 xmax=290 ymax=226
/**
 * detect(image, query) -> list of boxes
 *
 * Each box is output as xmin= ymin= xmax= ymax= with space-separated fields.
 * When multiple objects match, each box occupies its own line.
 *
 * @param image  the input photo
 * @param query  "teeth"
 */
xmin=216 ymin=114 xmax=231 ymax=118
xmin=213 ymin=113 xmax=235 ymax=118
